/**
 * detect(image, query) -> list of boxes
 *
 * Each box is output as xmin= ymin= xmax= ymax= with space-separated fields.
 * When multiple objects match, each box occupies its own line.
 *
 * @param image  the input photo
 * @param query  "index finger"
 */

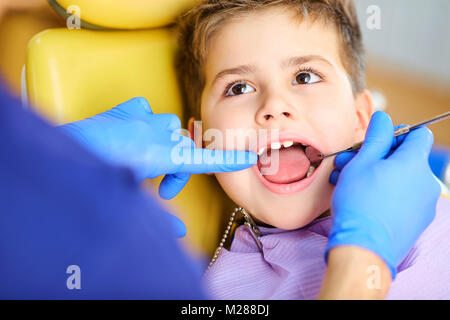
xmin=388 ymin=126 xmax=434 ymax=163
xmin=176 ymin=148 xmax=258 ymax=174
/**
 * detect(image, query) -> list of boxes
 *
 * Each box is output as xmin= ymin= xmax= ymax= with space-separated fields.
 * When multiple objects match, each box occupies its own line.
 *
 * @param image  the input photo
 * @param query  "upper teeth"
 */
xmin=258 ymin=147 xmax=267 ymax=156
xmin=257 ymin=141 xmax=296 ymax=155
xmin=271 ymin=142 xmax=281 ymax=150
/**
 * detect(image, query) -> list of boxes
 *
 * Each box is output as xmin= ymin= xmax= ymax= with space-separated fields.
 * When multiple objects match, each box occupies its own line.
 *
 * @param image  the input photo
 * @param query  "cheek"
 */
xmin=308 ymin=96 xmax=359 ymax=152
xmin=215 ymin=170 xmax=255 ymax=209
xmin=203 ymin=94 xmax=257 ymax=131
xmin=203 ymin=108 xmax=255 ymax=150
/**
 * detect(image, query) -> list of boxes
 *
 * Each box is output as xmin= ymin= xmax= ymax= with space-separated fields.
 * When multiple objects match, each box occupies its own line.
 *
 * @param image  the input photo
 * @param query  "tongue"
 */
xmin=258 ymin=145 xmax=311 ymax=184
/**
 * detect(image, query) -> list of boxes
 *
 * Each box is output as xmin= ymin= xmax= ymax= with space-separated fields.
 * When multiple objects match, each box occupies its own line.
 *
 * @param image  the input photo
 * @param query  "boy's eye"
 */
xmin=225 ymin=81 xmax=255 ymax=96
xmin=293 ymin=71 xmax=321 ymax=85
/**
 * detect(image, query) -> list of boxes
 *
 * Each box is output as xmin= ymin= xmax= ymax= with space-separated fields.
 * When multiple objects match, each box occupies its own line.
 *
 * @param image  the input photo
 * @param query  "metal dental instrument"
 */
xmin=320 ymin=111 xmax=450 ymax=159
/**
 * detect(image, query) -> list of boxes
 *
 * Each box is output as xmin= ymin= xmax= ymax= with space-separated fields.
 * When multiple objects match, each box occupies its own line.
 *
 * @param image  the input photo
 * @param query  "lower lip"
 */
xmin=252 ymin=162 xmax=323 ymax=195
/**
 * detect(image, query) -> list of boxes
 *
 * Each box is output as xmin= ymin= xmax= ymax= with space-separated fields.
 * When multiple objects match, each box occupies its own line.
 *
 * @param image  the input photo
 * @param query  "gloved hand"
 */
xmin=326 ymin=111 xmax=441 ymax=279
xmin=60 ymin=97 xmax=257 ymax=200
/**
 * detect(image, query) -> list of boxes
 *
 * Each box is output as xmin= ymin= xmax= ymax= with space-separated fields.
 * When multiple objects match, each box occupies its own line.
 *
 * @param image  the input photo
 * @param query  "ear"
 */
xmin=354 ymin=89 xmax=374 ymax=141
xmin=188 ymin=117 xmax=214 ymax=176
xmin=188 ymin=116 xmax=202 ymax=148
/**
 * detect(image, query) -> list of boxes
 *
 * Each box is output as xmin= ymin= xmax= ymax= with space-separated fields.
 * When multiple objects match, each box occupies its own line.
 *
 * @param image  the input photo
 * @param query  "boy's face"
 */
xmin=191 ymin=7 xmax=373 ymax=229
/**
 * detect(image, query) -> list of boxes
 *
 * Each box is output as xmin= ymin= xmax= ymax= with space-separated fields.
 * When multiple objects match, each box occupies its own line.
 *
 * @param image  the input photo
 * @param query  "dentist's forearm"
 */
xmin=318 ymin=246 xmax=392 ymax=300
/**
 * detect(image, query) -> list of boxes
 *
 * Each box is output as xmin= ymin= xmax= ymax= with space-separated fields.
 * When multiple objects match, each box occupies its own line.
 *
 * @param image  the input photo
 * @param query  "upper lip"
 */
xmin=254 ymin=131 xmax=323 ymax=157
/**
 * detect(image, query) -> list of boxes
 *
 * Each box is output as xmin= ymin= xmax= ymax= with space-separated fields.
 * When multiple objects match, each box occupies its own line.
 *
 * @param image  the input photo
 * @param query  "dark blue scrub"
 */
xmin=0 ymin=81 xmax=205 ymax=299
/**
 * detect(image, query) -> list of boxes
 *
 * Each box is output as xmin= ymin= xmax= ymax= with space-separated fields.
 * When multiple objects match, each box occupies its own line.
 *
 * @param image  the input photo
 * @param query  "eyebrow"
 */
xmin=281 ymin=55 xmax=333 ymax=69
xmin=212 ymin=65 xmax=257 ymax=85
xmin=212 ymin=55 xmax=332 ymax=85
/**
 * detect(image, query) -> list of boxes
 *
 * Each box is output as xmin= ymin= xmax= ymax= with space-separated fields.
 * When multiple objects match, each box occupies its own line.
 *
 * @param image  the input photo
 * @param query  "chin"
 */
xmin=256 ymin=200 xmax=330 ymax=230
xmin=252 ymin=167 xmax=334 ymax=230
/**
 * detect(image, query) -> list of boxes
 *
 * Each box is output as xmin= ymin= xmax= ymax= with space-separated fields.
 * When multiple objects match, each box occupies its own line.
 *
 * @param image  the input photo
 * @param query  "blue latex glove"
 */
xmin=326 ymin=111 xmax=441 ymax=279
xmin=61 ymin=97 xmax=257 ymax=200
xmin=61 ymin=97 xmax=256 ymax=238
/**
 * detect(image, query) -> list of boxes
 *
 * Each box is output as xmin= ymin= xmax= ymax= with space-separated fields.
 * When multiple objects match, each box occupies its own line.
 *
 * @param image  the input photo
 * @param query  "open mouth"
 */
xmin=253 ymin=138 xmax=324 ymax=194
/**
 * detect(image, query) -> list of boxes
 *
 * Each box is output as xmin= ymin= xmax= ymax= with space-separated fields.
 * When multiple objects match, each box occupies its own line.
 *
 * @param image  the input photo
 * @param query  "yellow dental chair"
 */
xmin=24 ymin=0 xmax=231 ymax=259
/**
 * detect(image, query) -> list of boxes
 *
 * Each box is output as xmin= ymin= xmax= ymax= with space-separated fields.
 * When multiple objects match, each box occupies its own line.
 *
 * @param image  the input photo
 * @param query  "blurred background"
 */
xmin=355 ymin=0 xmax=449 ymax=147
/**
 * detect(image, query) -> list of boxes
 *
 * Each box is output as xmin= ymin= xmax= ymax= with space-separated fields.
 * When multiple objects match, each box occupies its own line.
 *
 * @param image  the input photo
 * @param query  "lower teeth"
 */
xmin=306 ymin=165 xmax=315 ymax=178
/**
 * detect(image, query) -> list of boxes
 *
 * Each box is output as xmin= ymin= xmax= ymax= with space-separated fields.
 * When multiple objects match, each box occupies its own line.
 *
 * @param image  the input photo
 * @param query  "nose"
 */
xmin=255 ymin=95 xmax=297 ymax=126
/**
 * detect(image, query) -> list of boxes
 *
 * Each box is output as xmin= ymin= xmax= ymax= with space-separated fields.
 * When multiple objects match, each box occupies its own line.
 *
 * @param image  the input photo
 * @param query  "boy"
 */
xmin=175 ymin=0 xmax=450 ymax=299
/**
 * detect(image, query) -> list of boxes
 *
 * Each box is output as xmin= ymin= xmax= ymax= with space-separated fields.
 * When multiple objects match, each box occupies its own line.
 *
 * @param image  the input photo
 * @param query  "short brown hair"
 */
xmin=175 ymin=0 xmax=365 ymax=120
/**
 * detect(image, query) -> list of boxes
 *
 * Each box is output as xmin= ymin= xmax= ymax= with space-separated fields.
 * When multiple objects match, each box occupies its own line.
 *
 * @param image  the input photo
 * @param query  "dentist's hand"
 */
xmin=60 ymin=97 xmax=257 ymax=200
xmin=326 ymin=111 xmax=441 ymax=279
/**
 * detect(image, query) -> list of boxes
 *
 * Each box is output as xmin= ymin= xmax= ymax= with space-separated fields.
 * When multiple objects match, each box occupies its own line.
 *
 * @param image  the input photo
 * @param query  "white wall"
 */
xmin=354 ymin=0 xmax=450 ymax=84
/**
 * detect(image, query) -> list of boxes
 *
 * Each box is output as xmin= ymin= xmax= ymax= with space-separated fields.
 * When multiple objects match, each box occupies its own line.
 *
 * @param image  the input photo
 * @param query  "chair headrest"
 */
xmin=51 ymin=0 xmax=200 ymax=29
